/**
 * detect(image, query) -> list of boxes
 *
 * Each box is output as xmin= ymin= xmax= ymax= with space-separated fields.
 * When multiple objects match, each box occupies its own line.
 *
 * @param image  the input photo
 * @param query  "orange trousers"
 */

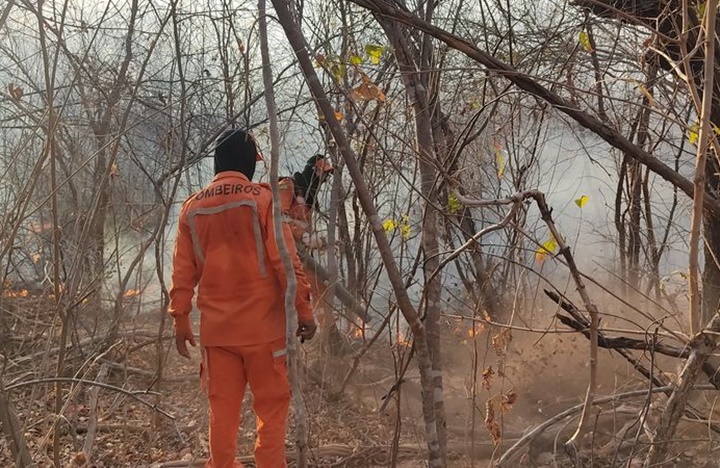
xmin=202 ymin=338 xmax=290 ymax=468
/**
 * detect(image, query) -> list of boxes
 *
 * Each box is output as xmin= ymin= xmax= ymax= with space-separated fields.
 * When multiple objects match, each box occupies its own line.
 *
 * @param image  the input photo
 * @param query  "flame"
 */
xmin=4 ymin=289 xmax=29 ymax=298
xmin=123 ymin=289 xmax=141 ymax=298
xmin=469 ymin=323 xmax=485 ymax=337
xmin=397 ymin=332 xmax=411 ymax=347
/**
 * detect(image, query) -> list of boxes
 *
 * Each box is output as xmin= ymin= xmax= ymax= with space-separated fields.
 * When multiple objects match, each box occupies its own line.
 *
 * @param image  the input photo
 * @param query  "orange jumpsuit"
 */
xmin=168 ymin=171 xmax=313 ymax=468
xmin=278 ymin=178 xmax=331 ymax=328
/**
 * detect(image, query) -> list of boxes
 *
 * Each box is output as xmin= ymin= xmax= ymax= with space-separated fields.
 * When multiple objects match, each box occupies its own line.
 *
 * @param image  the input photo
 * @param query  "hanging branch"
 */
xmin=453 ymin=188 xmax=599 ymax=463
xmin=347 ymin=0 xmax=720 ymax=218
xmin=258 ymin=1 xmax=309 ymax=465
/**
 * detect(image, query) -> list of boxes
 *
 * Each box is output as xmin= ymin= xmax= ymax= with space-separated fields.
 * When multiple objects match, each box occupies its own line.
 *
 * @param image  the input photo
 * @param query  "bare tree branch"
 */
xmin=348 ymin=0 xmax=720 ymax=216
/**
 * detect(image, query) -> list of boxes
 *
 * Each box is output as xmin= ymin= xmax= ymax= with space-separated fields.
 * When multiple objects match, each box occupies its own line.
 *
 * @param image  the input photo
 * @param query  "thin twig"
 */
xmin=6 ymin=378 xmax=173 ymax=419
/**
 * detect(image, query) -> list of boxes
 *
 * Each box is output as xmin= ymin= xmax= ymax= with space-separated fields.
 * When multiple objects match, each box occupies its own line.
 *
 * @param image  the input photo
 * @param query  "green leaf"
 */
xmin=365 ymin=44 xmax=384 ymax=64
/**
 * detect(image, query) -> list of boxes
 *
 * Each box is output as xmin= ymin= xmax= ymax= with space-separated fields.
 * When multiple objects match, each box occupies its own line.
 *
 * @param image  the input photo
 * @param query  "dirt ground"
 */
xmin=2 ymin=292 xmax=720 ymax=467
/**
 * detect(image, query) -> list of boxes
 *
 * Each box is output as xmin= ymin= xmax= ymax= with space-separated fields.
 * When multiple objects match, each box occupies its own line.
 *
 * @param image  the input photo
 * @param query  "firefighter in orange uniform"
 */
xmin=278 ymin=155 xmax=334 ymax=326
xmin=168 ymin=128 xmax=317 ymax=468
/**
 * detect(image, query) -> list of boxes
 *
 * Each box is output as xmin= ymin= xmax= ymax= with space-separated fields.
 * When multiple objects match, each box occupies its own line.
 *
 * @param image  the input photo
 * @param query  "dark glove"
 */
xmin=174 ymin=315 xmax=196 ymax=359
xmin=296 ymin=318 xmax=317 ymax=343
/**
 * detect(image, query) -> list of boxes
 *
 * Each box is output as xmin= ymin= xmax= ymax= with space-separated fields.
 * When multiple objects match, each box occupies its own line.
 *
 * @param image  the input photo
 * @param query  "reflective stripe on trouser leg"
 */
xmin=204 ymin=347 xmax=247 ymax=468
xmin=244 ymin=339 xmax=290 ymax=468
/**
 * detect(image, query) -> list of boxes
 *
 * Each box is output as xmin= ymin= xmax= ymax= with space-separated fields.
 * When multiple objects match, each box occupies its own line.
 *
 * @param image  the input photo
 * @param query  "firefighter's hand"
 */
xmin=174 ymin=316 xmax=196 ymax=359
xmin=296 ymin=319 xmax=317 ymax=342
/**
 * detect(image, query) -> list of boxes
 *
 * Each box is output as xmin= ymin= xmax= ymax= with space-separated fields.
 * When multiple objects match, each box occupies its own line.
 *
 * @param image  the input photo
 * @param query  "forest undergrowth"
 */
xmin=2 ymin=290 xmax=717 ymax=468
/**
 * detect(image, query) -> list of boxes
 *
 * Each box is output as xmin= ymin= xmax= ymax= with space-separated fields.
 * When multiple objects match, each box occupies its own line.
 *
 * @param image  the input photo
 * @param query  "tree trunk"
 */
xmin=380 ymin=20 xmax=447 ymax=458
xmin=270 ymin=1 xmax=444 ymax=464
xmin=702 ymin=113 xmax=720 ymax=325
xmin=258 ymin=1 xmax=309 ymax=464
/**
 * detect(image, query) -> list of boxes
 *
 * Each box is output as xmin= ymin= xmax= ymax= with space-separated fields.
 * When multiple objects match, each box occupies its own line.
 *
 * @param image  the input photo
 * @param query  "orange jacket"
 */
xmin=278 ymin=177 xmax=312 ymax=241
xmin=168 ymin=172 xmax=313 ymax=347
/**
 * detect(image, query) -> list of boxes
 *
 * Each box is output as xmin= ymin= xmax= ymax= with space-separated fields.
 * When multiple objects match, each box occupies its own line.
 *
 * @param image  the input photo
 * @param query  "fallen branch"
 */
xmin=645 ymin=315 xmax=720 ymax=466
xmin=496 ymin=384 xmax=718 ymax=467
xmin=151 ymin=440 xmax=505 ymax=468
xmin=547 ymin=290 xmax=720 ymax=438
xmin=546 ymin=290 xmax=689 ymax=359
xmin=5 ymin=377 xmax=174 ymax=420
xmin=301 ymin=254 xmax=368 ymax=323
xmin=3 ymin=330 xmax=166 ymax=369
xmin=0 ymin=380 xmax=33 ymax=467
xmin=99 ymin=360 xmax=197 ymax=382
xmin=73 ymin=423 xmax=198 ymax=434
xmin=82 ymin=364 xmax=109 ymax=463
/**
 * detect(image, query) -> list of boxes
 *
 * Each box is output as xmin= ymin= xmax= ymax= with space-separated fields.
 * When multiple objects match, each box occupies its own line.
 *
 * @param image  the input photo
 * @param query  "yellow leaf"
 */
xmin=574 ymin=194 xmax=589 ymax=208
xmin=365 ymin=44 xmax=384 ymax=65
xmin=713 ymin=124 xmax=720 ymax=136
xmin=400 ymin=215 xmax=411 ymax=239
xmin=688 ymin=122 xmax=700 ymax=145
xmin=636 ymin=84 xmax=656 ymax=107
xmin=110 ymin=162 xmax=119 ymax=177
xmin=31 ymin=252 xmax=41 ymax=263
xmin=448 ymin=193 xmax=461 ymax=214
xmin=579 ymin=31 xmax=592 ymax=52
xmin=383 ymin=219 xmax=396 ymax=232
xmin=330 ymin=61 xmax=346 ymax=81
xmin=535 ymin=237 xmax=558 ymax=264
xmin=349 ymin=54 xmax=364 ymax=65
xmin=494 ymin=141 xmax=505 ymax=179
